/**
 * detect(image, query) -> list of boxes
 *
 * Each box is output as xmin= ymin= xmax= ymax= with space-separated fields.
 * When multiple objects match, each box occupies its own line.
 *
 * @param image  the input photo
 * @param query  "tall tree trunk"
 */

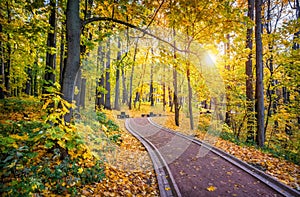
xmin=162 ymin=82 xmax=166 ymax=111
xmin=44 ymin=0 xmax=57 ymax=90
xmin=59 ymin=32 xmax=65 ymax=86
xmin=25 ymin=67 xmax=32 ymax=95
xmin=150 ymin=64 xmax=154 ymax=106
xmin=4 ymin=1 xmax=11 ymax=97
xmin=104 ymin=38 xmax=111 ymax=109
xmin=168 ymin=86 xmax=173 ymax=112
xmin=128 ymin=39 xmax=138 ymax=110
xmin=95 ymin=40 xmax=105 ymax=109
xmin=74 ymin=68 xmax=82 ymax=110
xmin=114 ymin=38 xmax=121 ymax=110
xmin=62 ymin=0 xmax=81 ymax=122
xmin=173 ymin=29 xmax=179 ymax=126
xmin=122 ymin=68 xmax=128 ymax=104
xmin=187 ymin=65 xmax=194 ymax=130
xmin=246 ymin=0 xmax=255 ymax=142
xmin=149 ymin=48 xmax=154 ymax=106
xmin=255 ymin=0 xmax=265 ymax=147
xmin=0 ymin=24 xmax=4 ymax=99
xmin=80 ymin=78 xmax=86 ymax=109
xmin=292 ymin=0 xmax=300 ymax=50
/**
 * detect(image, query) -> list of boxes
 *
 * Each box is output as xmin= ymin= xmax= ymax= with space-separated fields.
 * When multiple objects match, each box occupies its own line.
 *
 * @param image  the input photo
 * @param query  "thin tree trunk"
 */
xmin=74 ymin=68 xmax=82 ymax=110
xmin=25 ymin=67 xmax=32 ymax=95
xmin=59 ymin=32 xmax=65 ymax=86
xmin=44 ymin=0 xmax=57 ymax=90
xmin=168 ymin=86 xmax=173 ymax=112
xmin=0 ymin=24 xmax=4 ymax=99
xmin=173 ymin=29 xmax=180 ymax=126
xmin=96 ymin=41 xmax=105 ymax=108
xmin=129 ymin=39 xmax=139 ymax=110
xmin=187 ymin=67 xmax=194 ymax=130
xmin=122 ymin=68 xmax=128 ymax=104
xmin=114 ymin=38 xmax=121 ymax=110
xmin=246 ymin=0 xmax=255 ymax=142
xmin=80 ymin=78 xmax=86 ymax=109
xmin=255 ymin=0 xmax=265 ymax=147
xmin=162 ymin=83 xmax=166 ymax=111
xmin=150 ymin=48 xmax=154 ymax=106
xmin=4 ymin=1 xmax=11 ymax=97
xmin=150 ymin=64 xmax=154 ymax=106
xmin=104 ymin=38 xmax=111 ymax=109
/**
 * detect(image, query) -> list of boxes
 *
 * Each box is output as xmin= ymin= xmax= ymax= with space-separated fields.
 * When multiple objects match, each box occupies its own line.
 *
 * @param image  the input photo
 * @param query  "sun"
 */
xmin=204 ymin=51 xmax=217 ymax=66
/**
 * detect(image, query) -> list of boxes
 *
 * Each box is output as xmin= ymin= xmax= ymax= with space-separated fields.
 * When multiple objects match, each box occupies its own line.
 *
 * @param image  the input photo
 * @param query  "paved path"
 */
xmin=125 ymin=118 xmax=299 ymax=197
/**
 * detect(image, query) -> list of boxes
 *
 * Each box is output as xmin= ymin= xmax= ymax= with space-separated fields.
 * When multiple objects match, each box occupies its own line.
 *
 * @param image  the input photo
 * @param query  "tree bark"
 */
xmin=246 ymin=0 xmax=255 ymax=142
xmin=4 ymin=1 xmax=11 ymax=97
xmin=128 ymin=39 xmax=138 ymax=110
xmin=62 ymin=0 xmax=81 ymax=122
xmin=255 ymin=0 xmax=265 ymax=147
xmin=104 ymin=38 xmax=111 ymax=109
xmin=187 ymin=65 xmax=194 ymax=130
xmin=25 ymin=67 xmax=32 ymax=95
xmin=80 ymin=78 xmax=86 ymax=109
xmin=44 ymin=0 xmax=57 ymax=90
xmin=114 ymin=38 xmax=121 ymax=110
xmin=74 ymin=68 xmax=82 ymax=110
xmin=173 ymin=29 xmax=180 ymax=126
xmin=59 ymin=32 xmax=65 ymax=87
xmin=168 ymin=86 xmax=173 ymax=112
xmin=95 ymin=40 xmax=105 ymax=108
xmin=0 ymin=24 xmax=4 ymax=99
xmin=122 ymin=67 xmax=128 ymax=104
xmin=150 ymin=64 xmax=154 ymax=106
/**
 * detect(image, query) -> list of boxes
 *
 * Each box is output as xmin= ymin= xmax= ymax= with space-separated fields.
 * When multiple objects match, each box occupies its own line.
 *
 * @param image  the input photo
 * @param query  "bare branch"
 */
xmin=83 ymin=17 xmax=189 ymax=53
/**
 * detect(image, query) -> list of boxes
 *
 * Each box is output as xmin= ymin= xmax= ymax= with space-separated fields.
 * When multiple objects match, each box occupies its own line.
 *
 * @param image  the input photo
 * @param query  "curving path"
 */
xmin=125 ymin=118 xmax=299 ymax=197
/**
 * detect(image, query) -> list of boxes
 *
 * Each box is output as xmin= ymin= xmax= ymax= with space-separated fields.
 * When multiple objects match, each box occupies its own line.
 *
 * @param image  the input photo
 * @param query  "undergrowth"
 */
xmin=0 ymin=88 xmax=124 ymax=196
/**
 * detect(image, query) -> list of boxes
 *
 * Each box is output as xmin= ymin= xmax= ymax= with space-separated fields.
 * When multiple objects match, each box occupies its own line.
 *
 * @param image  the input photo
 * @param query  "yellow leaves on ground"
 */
xmin=81 ymin=164 xmax=159 ymax=196
xmin=76 ymin=109 xmax=159 ymax=196
xmin=207 ymin=185 xmax=217 ymax=191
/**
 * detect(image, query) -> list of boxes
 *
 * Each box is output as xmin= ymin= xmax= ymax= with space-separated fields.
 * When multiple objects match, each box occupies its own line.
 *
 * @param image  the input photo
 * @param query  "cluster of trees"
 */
xmin=0 ymin=0 xmax=299 ymax=153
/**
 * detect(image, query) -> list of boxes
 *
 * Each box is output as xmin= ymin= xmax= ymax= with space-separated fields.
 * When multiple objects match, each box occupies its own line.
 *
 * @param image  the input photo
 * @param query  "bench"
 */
xmin=141 ymin=112 xmax=162 ymax=117
xmin=117 ymin=111 xmax=129 ymax=119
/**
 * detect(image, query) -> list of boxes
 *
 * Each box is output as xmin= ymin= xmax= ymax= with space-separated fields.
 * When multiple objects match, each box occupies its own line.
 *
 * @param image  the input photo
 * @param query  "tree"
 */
xmin=173 ymin=29 xmax=180 ymax=126
xmin=128 ymin=39 xmax=138 ymax=110
xmin=104 ymin=38 xmax=112 ymax=110
xmin=44 ymin=0 xmax=57 ymax=90
xmin=246 ymin=0 xmax=255 ymax=142
xmin=114 ymin=37 xmax=121 ymax=110
xmin=62 ymin=0 xmax=81 ymax=122
xmin=255 ymin=0 xmax=265 ymax=147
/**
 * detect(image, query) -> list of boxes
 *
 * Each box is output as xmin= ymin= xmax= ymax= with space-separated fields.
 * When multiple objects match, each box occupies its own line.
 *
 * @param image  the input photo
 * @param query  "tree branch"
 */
xmin=83 ymin=17 xmax=188 ymax=53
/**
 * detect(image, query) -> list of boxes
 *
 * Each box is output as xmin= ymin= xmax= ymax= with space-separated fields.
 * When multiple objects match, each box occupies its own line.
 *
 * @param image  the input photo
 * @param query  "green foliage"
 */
xmin=0 ymin=120 xmax=105 ymax=196
xmin=0 ymin=95 xmax=106 ymax=196
xmin=96 ymin=111 xmax=122 ymax=145
xmin=106 ymin=119 xmax=119 ymax=131
xmin=0 ymin=98 xmax=42 ymax=113
xmin=96 ymin=111 xmax=107 ymax=124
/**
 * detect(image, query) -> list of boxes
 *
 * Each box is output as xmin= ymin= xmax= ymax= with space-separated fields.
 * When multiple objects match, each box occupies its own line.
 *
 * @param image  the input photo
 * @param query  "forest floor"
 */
xmin=0 ymin=99 xmax=299 ymax=196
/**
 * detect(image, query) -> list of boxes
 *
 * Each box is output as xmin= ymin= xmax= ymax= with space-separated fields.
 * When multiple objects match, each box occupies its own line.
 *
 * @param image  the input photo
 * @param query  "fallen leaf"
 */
xmin=207 ymin=185 xmax=217 ymax=191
